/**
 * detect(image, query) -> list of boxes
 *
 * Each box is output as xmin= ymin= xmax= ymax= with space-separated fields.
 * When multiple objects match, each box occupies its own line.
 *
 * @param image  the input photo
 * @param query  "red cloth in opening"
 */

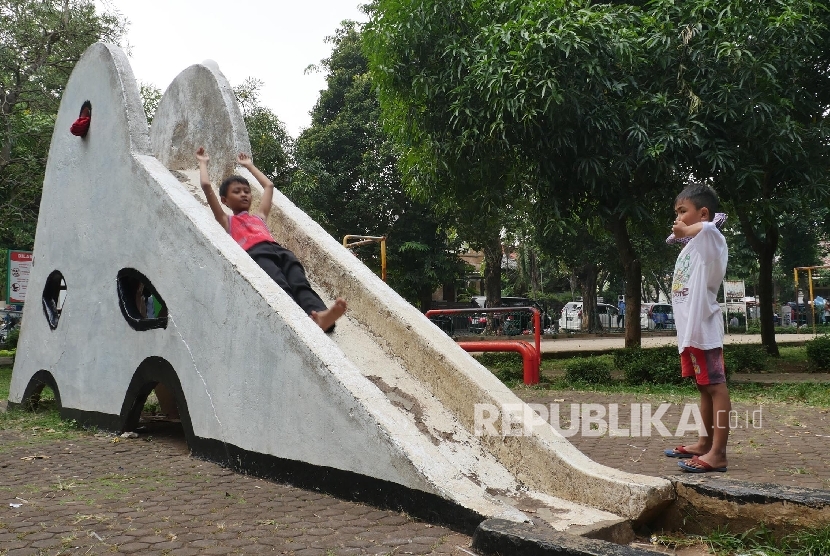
xmin=70 ymin=116 xmax=91 ymax=137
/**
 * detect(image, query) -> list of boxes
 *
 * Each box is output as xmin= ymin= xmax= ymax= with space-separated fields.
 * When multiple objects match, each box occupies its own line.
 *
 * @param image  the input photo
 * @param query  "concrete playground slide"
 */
xmin=8 ymin=42 xmax=673 ymax=538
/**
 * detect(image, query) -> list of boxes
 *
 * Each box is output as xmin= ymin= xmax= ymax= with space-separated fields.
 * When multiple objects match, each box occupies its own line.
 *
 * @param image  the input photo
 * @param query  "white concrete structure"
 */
xmin=9 ymin=43 xmax=673 ymax=535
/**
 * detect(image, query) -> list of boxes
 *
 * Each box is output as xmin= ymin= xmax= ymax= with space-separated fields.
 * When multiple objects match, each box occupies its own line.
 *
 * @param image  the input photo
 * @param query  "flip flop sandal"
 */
xmin=664 ymin=446 xmax=696 ymax=458
xmin=678 ymin=456 xmax=727 ymax=473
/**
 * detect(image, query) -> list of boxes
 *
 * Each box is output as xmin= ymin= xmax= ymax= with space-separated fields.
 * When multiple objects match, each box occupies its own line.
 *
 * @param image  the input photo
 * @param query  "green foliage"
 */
xmin=4 ymin=328 xmax=20 ymax=350
xmin=0 ymin=365 xmax=10 ymax=400
xmin=366 ymin=0 xmax=830 ymax=352
xmin=139 ymin=82 xmax=162 ymax=123
xmin=805 ymin=335 xmax=830 ymax=371
xmin=0 ymin=0 xmax=125 ymax=250
xmin=782 ymin=523 xmax=830 ymax=556
xmin=650 ymin=0 xmax=830 ymax=349
xmin=614 ymin=346 xmax=683 ymax=385
xmin=288 ymin=22 xmax=466 ymax=307
xmin=233 ymin=78 xmax=295 ymax=187
xmin=476 ymin=353 xmax=526 ymax=386
xmin=746 ymin=321 xmax=803 ymax=335
xmin=723 ymin=344 xmax=767 ymax=373
xmin=701 ymin=523 xmax=830 ymax=556
xmin=563 ymin=357 xmax=612 ymax=385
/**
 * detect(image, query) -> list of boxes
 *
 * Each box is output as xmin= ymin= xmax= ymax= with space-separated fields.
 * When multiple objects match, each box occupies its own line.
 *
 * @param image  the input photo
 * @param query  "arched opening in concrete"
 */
xmin=120 ymin=356 xmax=193 ymax=445
xmin=116 ymin=268 xmax=169 ymax=330
xmin=19 ymin=370 xmax=62 ymax=411
xmin=41 ymin=270 xmax=67 ymax=330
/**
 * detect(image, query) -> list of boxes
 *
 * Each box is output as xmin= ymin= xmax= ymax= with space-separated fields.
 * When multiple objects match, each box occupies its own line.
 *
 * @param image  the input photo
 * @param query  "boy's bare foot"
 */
xmin=311 ymin=298 xmax=347 ymax=332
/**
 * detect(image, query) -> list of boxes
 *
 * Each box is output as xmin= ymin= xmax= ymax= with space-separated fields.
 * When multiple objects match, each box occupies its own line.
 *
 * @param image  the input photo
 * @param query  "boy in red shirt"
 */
xmin=196 ymin=147 xmax=346 ymax=332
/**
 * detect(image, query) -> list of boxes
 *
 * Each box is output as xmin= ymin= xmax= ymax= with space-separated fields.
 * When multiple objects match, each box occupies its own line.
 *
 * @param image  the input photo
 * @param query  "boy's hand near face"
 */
xmin=672 ymin=219 xmax=704 ymax=239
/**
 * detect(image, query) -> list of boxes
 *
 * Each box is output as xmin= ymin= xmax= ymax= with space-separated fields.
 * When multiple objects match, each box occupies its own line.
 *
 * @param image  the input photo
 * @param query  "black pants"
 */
xmin=247 ymin=242 xmax=329 ymax=323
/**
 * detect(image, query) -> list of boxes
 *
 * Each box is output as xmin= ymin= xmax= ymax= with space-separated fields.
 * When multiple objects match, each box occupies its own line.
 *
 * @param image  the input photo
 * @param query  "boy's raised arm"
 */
xmin=196 ymin=147 xmax=229 ymax=231
xmin=237 ymin=153 xmax=274 ymax=221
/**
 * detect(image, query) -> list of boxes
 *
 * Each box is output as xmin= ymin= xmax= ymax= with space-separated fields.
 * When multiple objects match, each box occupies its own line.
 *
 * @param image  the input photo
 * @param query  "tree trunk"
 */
xmin=483 ymin=234 xmax=503 ymax=307
xmin=419 ymin=288 xmax=433 ymax=312
xmin=737 ymin=209 xmax=779 ymax=356
xmin=442 ymin=283 xmax=455 ymax=302
xmin=483 ymin=234 xmax=503 ymax=332
xmin=578 ymin=263 xmax=600 ymax=332
xmin=610 ymin=216 xmax=642 ymax=348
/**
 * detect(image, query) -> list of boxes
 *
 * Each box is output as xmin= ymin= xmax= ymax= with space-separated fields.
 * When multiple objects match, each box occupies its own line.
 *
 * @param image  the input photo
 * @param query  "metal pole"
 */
xmin=809 ymin=268 xmax=816 ymax=335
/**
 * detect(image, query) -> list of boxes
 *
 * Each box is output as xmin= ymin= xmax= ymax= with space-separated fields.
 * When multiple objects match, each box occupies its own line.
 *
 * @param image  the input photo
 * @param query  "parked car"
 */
xmin=428 ymin=314 xmax=455 ymax=336
xmin=468 ymin=296 xmax=551 ymax=335
xmin=559 ymin=301 xmax=619 ymax=331
xmin=642 ymin=302 xmax=674 ymax=330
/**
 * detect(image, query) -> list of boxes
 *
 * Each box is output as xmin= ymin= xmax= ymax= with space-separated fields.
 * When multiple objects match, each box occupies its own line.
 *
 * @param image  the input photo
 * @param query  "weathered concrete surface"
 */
xmin=11 ymin=41 xmax=673 ymax=537
xmin=151 ymin=59 xmax=673 ymax=525
xmin=472 ymin=519 xmax=657 ymax=556
xmin=149 ymin=60 xmax=249 ymax=186
xmin=10 ymin=42 xmax=467 ymax=510
xmin=652 ymin=476 xmax=830 ymax=536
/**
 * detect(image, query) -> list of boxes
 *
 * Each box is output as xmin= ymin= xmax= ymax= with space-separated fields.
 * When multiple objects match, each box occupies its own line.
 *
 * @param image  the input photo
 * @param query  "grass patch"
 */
xmin=1 ymin=365 xmax=89 ymax=445
xmin=696 ymin=523 xmax=830 ymax=556
xmin=0 ymin=365 xmax=11 ymax=400
xmin=0 ymin=404 xmax=87 ymax=446
xmin=500 ymin=353 xmax=830 ymax=406
xmin=534 ymin=374 xmax=830 ymax=406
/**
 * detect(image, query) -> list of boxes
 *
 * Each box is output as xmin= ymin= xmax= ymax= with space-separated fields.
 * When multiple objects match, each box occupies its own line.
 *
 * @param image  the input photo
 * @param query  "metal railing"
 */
xmin=425 ymin=307 xmax=541 ymax=385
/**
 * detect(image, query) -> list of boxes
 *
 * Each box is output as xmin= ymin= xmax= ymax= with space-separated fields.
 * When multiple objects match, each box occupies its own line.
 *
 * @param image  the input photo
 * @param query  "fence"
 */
xmin=425 ymin=307 xmax=541 ymax=385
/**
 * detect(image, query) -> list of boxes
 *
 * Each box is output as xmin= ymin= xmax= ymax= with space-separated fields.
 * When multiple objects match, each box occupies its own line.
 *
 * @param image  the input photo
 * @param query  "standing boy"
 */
xmin=196 ymin=147 xmax=346 ymax=332
xmin=663 ymin=184 xmax=730 ymax=473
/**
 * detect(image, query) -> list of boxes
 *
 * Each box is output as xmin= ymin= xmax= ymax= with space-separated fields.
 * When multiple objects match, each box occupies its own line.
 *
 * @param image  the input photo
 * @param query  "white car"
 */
xmin=640 ymin=302 xmax=675 ymax=330
xmin=559 ymin=302 xmax=620 ymax=331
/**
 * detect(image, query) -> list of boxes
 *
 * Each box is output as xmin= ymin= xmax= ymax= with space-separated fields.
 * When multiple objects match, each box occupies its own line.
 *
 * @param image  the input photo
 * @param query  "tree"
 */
xmin=648 ymin=0 xmax=830 ymax=354
xmin=233 ymin=78 xmax=295 ymax=187
xmin=139 ymin=81 xmax=162 ymax=123
xmin=0 ymin=0 xmax=125 ymax=249
xmin=288 ymin=22 xmax=465 ymax=309
xmin=365 ymin=0 xmax=698 ymax=346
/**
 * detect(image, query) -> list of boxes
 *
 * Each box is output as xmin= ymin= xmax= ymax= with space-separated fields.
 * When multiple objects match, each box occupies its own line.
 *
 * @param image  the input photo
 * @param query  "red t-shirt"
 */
xmin=228 ymin=212 xmax=274 ymax=251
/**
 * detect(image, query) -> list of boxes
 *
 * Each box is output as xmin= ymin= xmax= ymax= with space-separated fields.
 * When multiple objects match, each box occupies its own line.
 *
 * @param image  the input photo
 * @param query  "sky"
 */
xmin=94 ymin=0 xmax=367 ymax=137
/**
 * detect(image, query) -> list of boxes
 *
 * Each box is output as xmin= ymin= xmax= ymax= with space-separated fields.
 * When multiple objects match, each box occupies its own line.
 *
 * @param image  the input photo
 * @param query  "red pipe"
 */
xmin=425 ymin=307 xmax=542 ymax=384
xmin=457 ymin=341 xmax=538 ymax=385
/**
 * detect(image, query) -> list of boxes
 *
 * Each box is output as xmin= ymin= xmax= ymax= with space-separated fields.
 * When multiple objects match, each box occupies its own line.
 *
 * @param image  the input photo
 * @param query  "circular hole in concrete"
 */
xmin=41 ymin=270 xmax=67 ymax=330
xmin=116 ymin=268 xmax=168 ymax=331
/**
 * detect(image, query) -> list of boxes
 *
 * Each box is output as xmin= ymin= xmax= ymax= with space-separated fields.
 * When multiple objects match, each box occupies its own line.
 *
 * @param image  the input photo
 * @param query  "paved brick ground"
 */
xmin=519 ymin=387 xmax=830 ymax=490
xmin=0 ymin=425 xmax=474 ymax=556
xmin=3 ymin=337 xmax=829 ymax=555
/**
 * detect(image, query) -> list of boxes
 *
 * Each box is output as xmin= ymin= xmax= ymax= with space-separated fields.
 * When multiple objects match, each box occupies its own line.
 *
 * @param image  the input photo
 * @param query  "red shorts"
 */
xmin=680 ymin=347 xmax=726 ymax=386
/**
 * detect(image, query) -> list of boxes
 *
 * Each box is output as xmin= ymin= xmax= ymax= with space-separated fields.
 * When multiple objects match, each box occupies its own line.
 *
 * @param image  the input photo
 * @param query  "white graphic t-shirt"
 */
xmin=671 ymin=222 xmax=728 ymax=352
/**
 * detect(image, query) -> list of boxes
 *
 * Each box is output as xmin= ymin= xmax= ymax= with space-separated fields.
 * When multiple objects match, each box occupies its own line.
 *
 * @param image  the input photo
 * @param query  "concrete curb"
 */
xmin=674 ymin=475 xmax=830 ymax=507
xmin=472 ymin=519 xmax=656 ymax=556
xmin=472 ymin=477 xmax=830 ymax=555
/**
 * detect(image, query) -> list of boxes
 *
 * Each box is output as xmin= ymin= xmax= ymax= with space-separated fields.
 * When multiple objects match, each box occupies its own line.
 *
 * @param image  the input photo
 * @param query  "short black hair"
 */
xmin=79 ymin=100 xmax=92 ymax=117
xmin=219 ymin=175 xmax=250 ymax=197
xmin=675 ymin=183 xmax=719 ymax=221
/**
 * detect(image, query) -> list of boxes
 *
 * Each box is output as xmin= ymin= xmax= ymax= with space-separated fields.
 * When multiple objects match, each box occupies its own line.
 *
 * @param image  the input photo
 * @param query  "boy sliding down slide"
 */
xmin=196 ymin=147 xmax=346 ymax=332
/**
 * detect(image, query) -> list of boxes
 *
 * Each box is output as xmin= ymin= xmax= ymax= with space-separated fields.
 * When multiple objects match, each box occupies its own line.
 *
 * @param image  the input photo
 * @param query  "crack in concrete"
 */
xmin=168 ymin=313 xmax=226 ymax=445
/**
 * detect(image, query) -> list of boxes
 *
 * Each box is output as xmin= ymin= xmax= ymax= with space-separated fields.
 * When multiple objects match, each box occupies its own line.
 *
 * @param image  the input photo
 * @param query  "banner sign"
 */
xmin=723 ymin=280 xmax=746 ymax=329
xmin=724 ymin=280 xmax=746 ymax=302
xmin=8 ymin=250 xmax=33 ymax=304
